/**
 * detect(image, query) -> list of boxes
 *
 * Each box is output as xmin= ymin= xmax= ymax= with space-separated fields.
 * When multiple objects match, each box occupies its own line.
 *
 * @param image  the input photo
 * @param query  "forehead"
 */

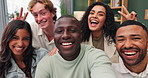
xmin=91 ymin=5 xmax=106 ymax=12
xmin=31 ymin=2 xmax=46 ymax=12
xmin=116 ymin=25 xmax=147 ymax=37
xmin=55 ymin=17 xmax=80 ymax=28
xmin=15 ymin=29 xmax=30 ymax=36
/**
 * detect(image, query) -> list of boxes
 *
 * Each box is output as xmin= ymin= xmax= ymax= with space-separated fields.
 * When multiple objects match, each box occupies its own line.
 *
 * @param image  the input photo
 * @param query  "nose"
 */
xmin=36 ymin=15 xmax=43 ymax=23
xmin=93 ymin=13 xmax=98 ymax=18
xmin=62 ymin=30 xmax=71 ymax=40
xmin=17 ymin=40 xmax=24 ymax=47
xmin=123 ymin=39 xmax=133 ymax=49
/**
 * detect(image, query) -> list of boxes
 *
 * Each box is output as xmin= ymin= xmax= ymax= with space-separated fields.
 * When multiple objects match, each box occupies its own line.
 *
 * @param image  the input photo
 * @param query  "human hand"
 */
xmin=12 ymin=7 xmax=28 ymax=21
xmin=48 ymin=48 xmax=58 ymax=56
xmin=118 ymin=5 xmax=137 ymax=21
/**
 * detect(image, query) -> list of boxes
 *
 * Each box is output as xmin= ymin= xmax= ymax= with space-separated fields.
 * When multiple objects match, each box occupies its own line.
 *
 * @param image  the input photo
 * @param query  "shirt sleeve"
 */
xmin=88 ymin=49 xmax=117 ymax=78
xmin=35 ymin=55 xmax=51 ymax=78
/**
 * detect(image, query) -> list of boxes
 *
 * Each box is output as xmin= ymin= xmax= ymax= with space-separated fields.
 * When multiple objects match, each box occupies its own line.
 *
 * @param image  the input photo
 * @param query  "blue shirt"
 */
xmin=5 ymin=48 xmax=48 ymax=78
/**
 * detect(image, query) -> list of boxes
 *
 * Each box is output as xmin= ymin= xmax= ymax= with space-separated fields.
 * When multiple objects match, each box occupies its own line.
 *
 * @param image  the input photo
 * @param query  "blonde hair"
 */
xmin=28 ymin=0 xmax=57 ymax=20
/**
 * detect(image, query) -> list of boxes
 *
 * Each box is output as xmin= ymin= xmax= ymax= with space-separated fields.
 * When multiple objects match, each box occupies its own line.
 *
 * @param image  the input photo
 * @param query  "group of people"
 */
xmin=0 ymin=0 xmax=147 ymax=78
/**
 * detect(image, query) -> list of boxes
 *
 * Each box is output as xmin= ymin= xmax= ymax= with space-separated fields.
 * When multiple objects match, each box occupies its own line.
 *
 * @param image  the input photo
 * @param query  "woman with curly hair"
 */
xmin=0 ymin=20 xmax=48 ymax=78
xmin=81 ymin=2 xmax=137 ymax=63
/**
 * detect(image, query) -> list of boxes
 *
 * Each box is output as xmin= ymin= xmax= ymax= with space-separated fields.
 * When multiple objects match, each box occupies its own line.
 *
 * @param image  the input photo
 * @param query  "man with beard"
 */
xmin=112 ymin=20 xmax=148 ymax=78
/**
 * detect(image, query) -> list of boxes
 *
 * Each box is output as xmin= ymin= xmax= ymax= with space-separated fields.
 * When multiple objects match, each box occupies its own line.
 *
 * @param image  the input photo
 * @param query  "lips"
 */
xmin=14 ymin=47 xmax=25 ymax=52
xmin=121 ymin=49 xmax=139 ymax=60
xmin=39 ymin=22 xmax=46 ymax=27
xmin=124 ymin=51 xmax=137 ymax=56
xmin=62 ymin=42 xmax=72 ymax=46
xmin=60 ymin=42 xmax=74 ymax=49
xmin=90 ymin=20 xmax=99 ymax=27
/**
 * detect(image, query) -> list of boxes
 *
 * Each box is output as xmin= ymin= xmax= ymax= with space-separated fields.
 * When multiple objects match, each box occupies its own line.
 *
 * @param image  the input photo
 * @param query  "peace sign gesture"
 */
xmin=12 ymin=7 xmax=29 ymax=21
xmin=118 ymin=5 xmax=137 ymax=21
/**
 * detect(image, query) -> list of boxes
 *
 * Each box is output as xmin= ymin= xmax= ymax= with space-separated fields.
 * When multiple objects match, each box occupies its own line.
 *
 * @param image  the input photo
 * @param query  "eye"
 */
xmin=23 ymin=37 xmax=30 ymax=41
xmin=132 ymin=37 xmax=141 ymax=40
xmin=116 ymin=38 xmax=125 ymax=42
xmin=89 ymin=11 xmax=94 ymax=15
xmin=55 ymin=28 xmax=63 ymax=34
xmin=32 ymin=13 xmax=38 ymax=18
xmin=40 ymin=12 xmax=46 ymax=16
xmin=12 ymin=36 xmax=18 ymax=40
xmin=69 ymin=28 xmax=77 ymax=33
xmin=98 ymin=13 xmax=105 ymax=16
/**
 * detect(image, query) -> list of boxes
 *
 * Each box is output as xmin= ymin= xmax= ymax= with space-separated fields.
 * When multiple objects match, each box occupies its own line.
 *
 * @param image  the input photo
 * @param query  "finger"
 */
xmin=22 ymin=12 xmax=28 ymax=21
xmin=14 ymin=14 xmax=18 ymax=20
xmin=49 ymin=48 xmax=58 ymax=56
xmin=19 ymin=7 xmax=23 ymax=18
xmin=130 ymin=11 xmax=138 ymax=20
xmin=131 ymin=11 xmax=137 ymax=17
xmin=122 ymin=5 xmax=129 ymax=14
xmin=118 ymin=11 xmax=126 ymax=18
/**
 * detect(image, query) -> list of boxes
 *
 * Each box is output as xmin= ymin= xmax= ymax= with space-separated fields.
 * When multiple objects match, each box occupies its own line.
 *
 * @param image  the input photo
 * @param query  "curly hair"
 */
xmin=28 ymin=0 xmax=57 ymax=21
xmin=81 ymin=2 xmax=117 ymax=44
xmin=0 ymin=20 xmax=36 ymax=78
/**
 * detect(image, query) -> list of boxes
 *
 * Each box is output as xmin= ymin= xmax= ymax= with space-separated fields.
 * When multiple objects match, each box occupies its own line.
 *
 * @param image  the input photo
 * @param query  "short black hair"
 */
xmin=112 ymin=20 xmax=148 ymax=43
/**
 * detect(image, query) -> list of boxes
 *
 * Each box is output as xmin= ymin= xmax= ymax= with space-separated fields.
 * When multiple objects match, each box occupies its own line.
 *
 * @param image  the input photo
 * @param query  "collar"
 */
xmin=118 ymin=58 xmax=148 ymax=77
xmin=37 ymin=27 xmax=44 ymax=36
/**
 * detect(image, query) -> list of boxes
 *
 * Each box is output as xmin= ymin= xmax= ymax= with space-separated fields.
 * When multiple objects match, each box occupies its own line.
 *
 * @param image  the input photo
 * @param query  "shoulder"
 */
xmin=81 ymin=44 xmax=106 ymax=56
xmin=34 ymin=48 xmax=48 ymax=60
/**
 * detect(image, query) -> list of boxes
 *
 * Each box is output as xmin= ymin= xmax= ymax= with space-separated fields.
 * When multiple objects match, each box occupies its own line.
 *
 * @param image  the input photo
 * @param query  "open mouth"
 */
xmin=124 ymin=51 xmax=138 ymax=56
xmin=91 ymin=20 xmax=99 ymax=24
xmin=14 ymin=46 xmax=25 ymax=52
xmin=61 ymin=42 xmax=72 ymax=46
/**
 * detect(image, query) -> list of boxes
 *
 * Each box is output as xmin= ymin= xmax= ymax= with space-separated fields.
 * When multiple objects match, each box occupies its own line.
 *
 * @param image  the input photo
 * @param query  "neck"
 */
xmin=92 ymin=30 xmax=103 ymax=39
xmin=42 ymin=27 xmax=54 ymax=42
xmin=14 ymin=55 xmax=26 ymax=69
xmin=59 ymin=46 xmax=81 ymax=61
xmin=125 ymin=54 xmax=148 ymax=74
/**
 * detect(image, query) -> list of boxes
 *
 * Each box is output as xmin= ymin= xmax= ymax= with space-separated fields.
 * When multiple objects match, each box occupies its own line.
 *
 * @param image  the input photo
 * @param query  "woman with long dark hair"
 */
xmin=81 ymin=2 xmax=137 ymax=63
xmin=0 ymin=20 xmax=48 ymax=78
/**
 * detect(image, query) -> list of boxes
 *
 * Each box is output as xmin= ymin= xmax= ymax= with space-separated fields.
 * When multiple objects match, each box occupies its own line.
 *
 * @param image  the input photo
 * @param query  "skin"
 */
xmin=88 ymin=5 xmax=106 ymax=38
xmin=115 ymin=25 xmax=148 ymax=73
xmin=54 ymin=17 xmax=82 ymax=61
xmin=31 ymin=2 xmax=55 ymax=41
xmin=9 ymin=29 xmax=30 ymax=68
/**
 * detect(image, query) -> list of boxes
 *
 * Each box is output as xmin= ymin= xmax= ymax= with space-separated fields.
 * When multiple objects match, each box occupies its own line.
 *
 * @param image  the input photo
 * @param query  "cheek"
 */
xmin=24 ymin=41 xmax=30 ymax=47
xmin=116 ymin=43 xmax=122 ymax=51
xmin=87 ymin=15 xmax=91 ymax=23
xmin=8 ymin=41 xmax=13 ymax=48
xmin=99 ymin=17 xmax=106 ymax=24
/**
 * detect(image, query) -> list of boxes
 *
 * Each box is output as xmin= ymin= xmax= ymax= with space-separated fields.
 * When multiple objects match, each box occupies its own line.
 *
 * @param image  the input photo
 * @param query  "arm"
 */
xmin=35 ymin=55 xmax=51 ymax=78
xmin=89 ymin=50 xmax=117 ymax=78
xmin=12 ymin=7 xmax=28 ymax=21
xmin=118 ymin=5 xmax=137 ymax=21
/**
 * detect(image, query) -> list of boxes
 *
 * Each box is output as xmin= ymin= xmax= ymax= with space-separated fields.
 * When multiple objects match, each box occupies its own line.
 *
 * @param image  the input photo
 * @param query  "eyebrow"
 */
xmin=90 ymin=10 xmax=106 ymax=14
xmin=116 ymin=34 xmax=142 ymax=38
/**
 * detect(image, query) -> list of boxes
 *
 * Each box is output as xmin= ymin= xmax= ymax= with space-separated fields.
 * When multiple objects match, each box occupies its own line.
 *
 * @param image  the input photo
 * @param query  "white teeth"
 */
xmin=91 ymin=20 xmax=98 ymax=23
xmin=15 ymin=47 xmax=23 ymax=50
xmin=62 ymin=43 xmax=72 ymax=46
xmin=124 ymin=52 xmax=136 ymax=55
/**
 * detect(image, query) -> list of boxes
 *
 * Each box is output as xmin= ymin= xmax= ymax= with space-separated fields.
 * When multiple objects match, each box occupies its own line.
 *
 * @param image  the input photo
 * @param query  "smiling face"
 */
xmin=116 ymin=25 xmax=148 ymax=66
xmin=88 ymin=5 xmax=106 ymax=32
xmin=54 ymin=16 xmax=82 ymax=61
xmin=9 ymin=29 xmax=30 ymax=57
xmin=31 ymin=2 xmax=55 ymax=29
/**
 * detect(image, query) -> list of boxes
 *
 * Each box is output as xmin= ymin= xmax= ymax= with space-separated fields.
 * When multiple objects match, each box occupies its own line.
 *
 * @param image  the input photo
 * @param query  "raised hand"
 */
xmin=48 ymin=48 xmax=58 ymax=56
xmin=118 ymin=5 xmax=137 ymax=21
xmin=12 ymin=7 xmax=28 ymax=21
